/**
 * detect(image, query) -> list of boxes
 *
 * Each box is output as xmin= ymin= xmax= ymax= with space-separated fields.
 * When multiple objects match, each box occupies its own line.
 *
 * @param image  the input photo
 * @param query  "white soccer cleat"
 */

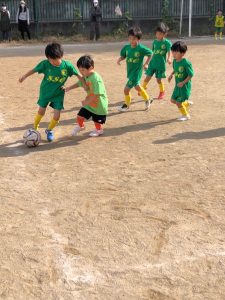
xmin=89 ymin=129 xmax=104 ymax=137
xmin=71 ymin=125 xmax=85 ymax=136
xmin=177 ymin=115 xmax=191 ymax=121
xmin=144 ymin=99 xmax=153 ymax=111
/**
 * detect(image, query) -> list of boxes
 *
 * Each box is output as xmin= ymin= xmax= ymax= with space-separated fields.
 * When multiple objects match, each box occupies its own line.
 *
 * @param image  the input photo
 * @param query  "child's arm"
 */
xmin=143 ymin=55 xmax=152 ymax=70
xmin=19 ymin=69 xmax=36 ymax=83
xmin=177 ymin=75 xmax=192 ymax=88
xmin=117 ymin=56 xmax=125 ymax=65
xmin=167 ymin=51 xmax=172 ymax=65
xmin=168 ymin=71 xmax=175 ymax=83
xmin=63 ymin=82 xmax=80 ymax=92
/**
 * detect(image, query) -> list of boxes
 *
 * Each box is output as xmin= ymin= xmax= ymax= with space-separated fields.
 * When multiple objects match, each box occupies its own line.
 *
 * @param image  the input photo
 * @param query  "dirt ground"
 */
xmin=0 ymin=38 xmax=225 ymax=300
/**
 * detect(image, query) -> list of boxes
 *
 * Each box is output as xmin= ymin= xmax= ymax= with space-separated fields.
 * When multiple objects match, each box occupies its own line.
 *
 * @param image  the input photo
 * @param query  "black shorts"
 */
xmin=78 ymin=107 xmax=106 ymax=124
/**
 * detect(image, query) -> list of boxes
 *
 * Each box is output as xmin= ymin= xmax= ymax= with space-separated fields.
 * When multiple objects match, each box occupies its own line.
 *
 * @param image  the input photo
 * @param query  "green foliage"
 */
xmin=161 ymin=0 xmax=177 ymax=31
xmin=74 ymin=8 xmax=82 ymax=20
xmin=208 ymin=1 xmax=215 ymax=32
xmin=113 ymin=11 xmax=132 ymax=37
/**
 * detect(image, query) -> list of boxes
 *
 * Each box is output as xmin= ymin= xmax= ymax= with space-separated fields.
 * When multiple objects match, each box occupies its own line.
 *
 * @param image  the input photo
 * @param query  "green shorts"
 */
xmin=171 ymin=87 xmax=190 ymax=103
xmin=37 ymin=97 xmax=64 ymax=110
xmin=215 ymin=27 xmax=223 ymax=33
xmin=145 ymin=67 xmax=166 ymax=79
xmin=126 ymin=78 xmax=140 ymax=89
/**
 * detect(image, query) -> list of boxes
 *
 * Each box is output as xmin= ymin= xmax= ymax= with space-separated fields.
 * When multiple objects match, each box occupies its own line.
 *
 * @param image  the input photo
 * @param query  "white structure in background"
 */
xmin=180 ymin=0 xmax=193 ymax=37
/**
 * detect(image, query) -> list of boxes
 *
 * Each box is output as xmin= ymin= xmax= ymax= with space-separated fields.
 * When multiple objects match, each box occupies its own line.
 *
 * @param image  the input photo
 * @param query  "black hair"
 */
xmin=2 ymin=3 xmax=6 ymax=6
xmin=77 ymin=55 xmax=94 ymax=69
xmin=19 ymin=5 xmax=27 ymax=13
xmin=217 ymin=9 xmax=222 ymax=13
xmin=128 ymin=27 xmax=142 ymax=40
xmin=155 ymin=22 xmax=169 ymax=34
xmin=171 ymin=41 xmax=188 ymax=53
xmin=45 ymin=43 xmax=64 ymax=59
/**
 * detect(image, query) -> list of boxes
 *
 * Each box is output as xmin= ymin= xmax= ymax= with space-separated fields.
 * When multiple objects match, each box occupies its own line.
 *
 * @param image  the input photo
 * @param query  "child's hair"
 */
xmin=128 ymin=27 xmax=142 ymax=40
xmin=217 ymin=9 xmax=222 ymax=13
xmin=171 ymin=41 xmax=187 ymax=53
xmin=77 ymin=55 xmax=94 ymax=69
xmin=45 ymin=43 xmax=64 ymax=59
xmin=155 ymin=22 xmax=169 ymax=34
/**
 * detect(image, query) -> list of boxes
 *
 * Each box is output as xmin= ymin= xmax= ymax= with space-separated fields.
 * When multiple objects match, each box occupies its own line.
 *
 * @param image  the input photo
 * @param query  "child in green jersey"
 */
xmin=65 ymin=55 xmax=108 ymax=137
xmin=117 ymin=27 xmax=153 ymax=112
xmin=214 ymin=9 xmax=225 ymax=40
xmin=19 ymin=43 xmax=83 ymax=142
xmin=142 ymin=23 xmax=172 ymax=100
xmin=168 ymin=41 xmax=194 ymax=121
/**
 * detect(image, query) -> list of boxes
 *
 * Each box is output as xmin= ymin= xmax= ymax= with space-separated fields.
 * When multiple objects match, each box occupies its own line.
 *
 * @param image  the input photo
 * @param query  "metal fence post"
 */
xmin=33 ymin=0 xmax=40 ymax=38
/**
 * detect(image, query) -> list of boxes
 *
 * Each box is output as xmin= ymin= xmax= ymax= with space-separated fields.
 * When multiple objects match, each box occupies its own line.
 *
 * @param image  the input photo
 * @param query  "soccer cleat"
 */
xmin=89 ymin=129 xmax=104 ymax=137
xmin=118 ymin=104 xmax=129 ymax=112
xmin=145 ymin=99 xmax=153 ymax=111
xmin=177 ymin=115 xmax=191 ymax=121
xmin=45 ymin=129 xmax=54 ymax=142
xmin=157 ymin=91 xmax=165 ymax=100
xmin=71 ymin=125 xmax=85 ymax=136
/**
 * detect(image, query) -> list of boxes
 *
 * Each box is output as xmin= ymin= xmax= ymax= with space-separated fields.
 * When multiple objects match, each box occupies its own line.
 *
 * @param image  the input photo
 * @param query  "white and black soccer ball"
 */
xmin=23 ymin=129 xmax=41 ymax=147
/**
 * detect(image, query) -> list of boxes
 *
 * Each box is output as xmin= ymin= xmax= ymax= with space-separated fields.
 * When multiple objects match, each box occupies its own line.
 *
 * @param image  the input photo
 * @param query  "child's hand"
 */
xmin=168 ymin=74 xmax=173 ymax=82
xmin=82 ymin=100 xmax=87 ymax=106
xmin=117 ymin=58 xmax=122 ymax=65
xmin=19 ymin=75 xmax=26 ymax=83
xmin=177 ymin=82 xmax=184 ymax=88
xmin=143 ymin=62 xmax=148 ymax=70
xmin=167 ymin=58 xmax=172 ymax=65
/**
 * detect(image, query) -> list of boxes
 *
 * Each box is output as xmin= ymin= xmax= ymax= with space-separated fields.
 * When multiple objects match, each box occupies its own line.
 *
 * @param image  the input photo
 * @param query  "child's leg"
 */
xmin=124 ymin=87 xmax=132 ymax=107
xmin=94 ymin=122 xmax=102 ymax=130
xmin=77 ymin=115 xmax=85 ymax=128
xmin=220 ymin=30 xmax=223 ymax=40
xmin=47 ymin=109 xmax=60 ymax=130
xmin=157 ymin=78 xmax=164 ymax=93
xmin=135 ymin=85 xmax=149 ymax=101
xmin=142 ymin=75 xmax=152 ymax=89
xmin=171 ymin=99 xmax=190 ymax=120
xmin=34 ymin=106 xmax=46 ymax=130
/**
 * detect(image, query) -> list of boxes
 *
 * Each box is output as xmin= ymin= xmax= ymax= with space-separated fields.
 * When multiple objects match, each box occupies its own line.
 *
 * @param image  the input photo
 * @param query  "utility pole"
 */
xmin=188 ymin=0 xmax=192 ymax=37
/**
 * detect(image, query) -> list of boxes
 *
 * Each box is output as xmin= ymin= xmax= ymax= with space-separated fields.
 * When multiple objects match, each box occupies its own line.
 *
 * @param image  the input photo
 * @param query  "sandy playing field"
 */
xmin=0 ymin=38 xmax=225 ymax=300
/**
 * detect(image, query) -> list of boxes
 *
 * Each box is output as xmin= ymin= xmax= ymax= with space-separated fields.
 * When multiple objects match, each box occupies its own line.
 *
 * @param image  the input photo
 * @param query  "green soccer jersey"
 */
xmin=172 ymin=58 xmax=194 ymax=102
xmin=120 ymin=44 xmax=153 ymax=84
xmin=34 ymin=59 xmax=79 ymax=104
xmin=149 ymin=39 xmax=172 ymax=71
xmin=79 ymin=72 xmax=108 ymax=116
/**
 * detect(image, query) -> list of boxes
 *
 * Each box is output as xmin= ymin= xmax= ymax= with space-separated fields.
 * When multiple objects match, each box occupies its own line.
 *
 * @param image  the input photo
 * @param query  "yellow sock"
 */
xmin=178 ymin=102 xmax=189 ymax=116
xmin=142 ymin=80 xmax=148 ymax=89
xmin=220 ymin=32 xmax=223 ymax=40
xmin=183 ymin=101 xmax=189 ymax=109
xmin=34 ymin=113 xmax=43 ymax=130
xmin=215 ymin=33 xmax=218 ymax=40
xmin=48 ymin=118 xmax=58 ymax=130
xmin=125 ymin=94 xmax=131 ymax=106
xmin=139 ymin=86 xmax=149 ymax=101
xmin=159 ymin=82 xmax=165 ymax=93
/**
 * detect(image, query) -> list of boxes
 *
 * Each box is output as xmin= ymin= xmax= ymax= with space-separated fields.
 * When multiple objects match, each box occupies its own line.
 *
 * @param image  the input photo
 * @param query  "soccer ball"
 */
xmin=23 ymin=129 xmax=41 ymax=147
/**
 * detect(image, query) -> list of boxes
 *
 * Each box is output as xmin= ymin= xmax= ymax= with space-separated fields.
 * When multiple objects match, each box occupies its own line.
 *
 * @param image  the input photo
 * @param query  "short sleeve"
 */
xmin=34 ymin=60 xmax=47 ymax=74
xmin=185 ymin=61 xmax=194 ymax=77
xmin=120 ymin=45 xmax=127 ymax=58
xmin=141 ymin=45 xmax=153 ymax=57
xmin=67 ymin=62 xmax=79 ymax=77
xmin=166 ymin=40 xmax=172 ymax=52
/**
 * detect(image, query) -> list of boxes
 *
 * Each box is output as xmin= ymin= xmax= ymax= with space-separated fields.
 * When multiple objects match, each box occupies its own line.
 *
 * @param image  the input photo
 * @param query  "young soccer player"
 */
xmin=214 ymin=9 xmax=225 ymax=40
xmin=65 ymin=55 xmax=108 ymax=137
xmin=117 ymin=27 xmax=153 ymax=112
xmin=142 ymin=23 xmax=172 ymax=100
xmin=19 ymin=42 xmax=83 ymax=142
xmin=168 ymin=41 xmax=194 ymax=121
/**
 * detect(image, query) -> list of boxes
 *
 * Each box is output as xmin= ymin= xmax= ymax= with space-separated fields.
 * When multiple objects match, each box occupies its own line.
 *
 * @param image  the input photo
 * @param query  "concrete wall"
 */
xmin=9 ymin=17 xmax=214 ymax=40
